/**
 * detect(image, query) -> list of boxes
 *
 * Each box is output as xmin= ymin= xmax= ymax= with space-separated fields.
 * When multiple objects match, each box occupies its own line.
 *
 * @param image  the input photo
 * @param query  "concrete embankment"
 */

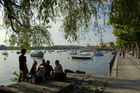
xmin=0 ymin=73 xmax=108 ymax=93
xmin=109 ymin=53 xmax=118 ymax=77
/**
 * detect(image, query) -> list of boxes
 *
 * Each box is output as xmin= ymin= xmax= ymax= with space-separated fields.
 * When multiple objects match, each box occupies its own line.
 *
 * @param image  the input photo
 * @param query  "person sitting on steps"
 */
xmin=54 ymin=60 xmax=63 ymax=73
xmin=30 ymin=61 xmax=37 ymax=82
xmin=54 ymin=60 xmax=66 ymax=81
xmin=44 ymin=60 xmax=53 ymax=78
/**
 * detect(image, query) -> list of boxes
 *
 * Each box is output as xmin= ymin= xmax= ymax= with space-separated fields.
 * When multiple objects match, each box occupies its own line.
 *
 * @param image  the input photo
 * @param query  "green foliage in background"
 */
xmin=109 ymin=0 xmax=140 ymax=58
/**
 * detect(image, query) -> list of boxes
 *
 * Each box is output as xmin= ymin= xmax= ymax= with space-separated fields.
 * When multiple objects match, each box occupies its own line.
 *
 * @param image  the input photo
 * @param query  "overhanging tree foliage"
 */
xmin=109 ymin=0 xmax=140 ymax=58
xmin=0 ymin=0 xmax=109 ymax=49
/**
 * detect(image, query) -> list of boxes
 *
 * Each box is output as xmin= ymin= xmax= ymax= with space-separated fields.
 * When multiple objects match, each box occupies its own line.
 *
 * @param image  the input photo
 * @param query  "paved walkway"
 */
xmin=117 ymin=54 xmax=140 ymax=79
xmin=105 ymin=53 xmax=140 ymax=93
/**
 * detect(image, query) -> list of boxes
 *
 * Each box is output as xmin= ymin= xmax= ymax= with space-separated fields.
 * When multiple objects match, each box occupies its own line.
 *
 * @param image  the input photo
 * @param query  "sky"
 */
xmin=0 ymin=9 xmax=116 ymax=46
xmin=48 ymin=21 xmax=116 ymax=46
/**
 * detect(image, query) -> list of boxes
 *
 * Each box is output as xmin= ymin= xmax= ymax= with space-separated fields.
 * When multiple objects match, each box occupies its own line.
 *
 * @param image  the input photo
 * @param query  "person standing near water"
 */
xmin=18 ymin=49 xmax=28 ymax=82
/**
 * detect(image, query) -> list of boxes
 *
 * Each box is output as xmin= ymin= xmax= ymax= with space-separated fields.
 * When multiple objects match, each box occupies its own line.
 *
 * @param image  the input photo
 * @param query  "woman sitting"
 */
xmin=54 ymin=60 xmax=66 ymax=80
xmin=54 ymin=60 xmax=63 ymax=73
xmin=35 ymin=65 xmax=45 ymax=83
xmin=30 ymin=61 xmax=37 ymax=82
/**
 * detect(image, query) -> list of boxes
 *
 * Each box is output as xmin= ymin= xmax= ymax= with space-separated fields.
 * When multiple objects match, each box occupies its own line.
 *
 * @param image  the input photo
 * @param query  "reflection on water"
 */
xmin=0 ymin=50 xmax=114 ymax=85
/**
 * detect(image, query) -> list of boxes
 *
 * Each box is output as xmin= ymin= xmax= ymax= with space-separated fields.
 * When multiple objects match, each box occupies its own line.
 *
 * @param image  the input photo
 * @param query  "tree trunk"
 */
xmin=127 ymin=44 xmax=130 ymax=52
xmin=135 ymin=31 xmax=140 ymax=59
xmin=131 ymin=44 xmax=133 ymax=51
xmin=136 ymin=41 xmax=140 ymax=59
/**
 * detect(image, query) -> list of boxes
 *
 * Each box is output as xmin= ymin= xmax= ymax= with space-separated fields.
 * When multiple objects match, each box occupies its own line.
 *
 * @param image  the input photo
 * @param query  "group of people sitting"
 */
xmin=30 ymin=59 xmax=65 ymax=83
xmin=18 ymin=49 xmax=66 ymax=83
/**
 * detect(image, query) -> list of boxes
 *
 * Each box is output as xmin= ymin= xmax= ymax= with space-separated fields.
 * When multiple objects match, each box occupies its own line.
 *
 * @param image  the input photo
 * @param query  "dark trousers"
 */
xmin=18 ymin=70 xmax=27 ymax=82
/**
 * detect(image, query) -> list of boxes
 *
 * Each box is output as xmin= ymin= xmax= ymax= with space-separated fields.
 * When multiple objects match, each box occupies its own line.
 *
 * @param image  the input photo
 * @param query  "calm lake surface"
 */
xmin=0 ymin=50 xmax=114 ymax=86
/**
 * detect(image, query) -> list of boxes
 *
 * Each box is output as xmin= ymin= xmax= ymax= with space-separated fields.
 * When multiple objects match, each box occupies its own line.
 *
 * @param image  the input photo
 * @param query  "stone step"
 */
xmin=2 ymin=81 xmax=72 ymax=93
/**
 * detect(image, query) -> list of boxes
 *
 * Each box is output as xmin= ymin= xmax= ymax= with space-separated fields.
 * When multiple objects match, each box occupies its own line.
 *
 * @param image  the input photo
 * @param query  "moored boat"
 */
xmin=71 ymin=52 xmax=92 ymax=59
xmin=68 ymin=50 xmax=77 ymax=55
xmin=95 ymin=52 xmax=104 ymax=56
xmin=112 ymin=51 xmax=116 ymax=54
xmin=30 ymin=51 xmax=44 ymax=57
xmin=2 ymin=52 xmax=8 ymax=55
xmin=16 ymin=51 xmax=20 ymax=54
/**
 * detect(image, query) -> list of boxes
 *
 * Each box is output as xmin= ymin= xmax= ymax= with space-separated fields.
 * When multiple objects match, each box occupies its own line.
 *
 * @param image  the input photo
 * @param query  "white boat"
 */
xmin=30 ymin=51 xmax=44 ymax=57
xmin=2 ymin=52 xmax=8 ymax=55
xmin=2 ymin=50 xmax=8 ymax=55
xmin=68 ymin=50 xmax=77 ymax=55
xmin=16 ymin=51 xmax=20 ymax=54
xmin=71 ymin=52 xmax=93 ymax=59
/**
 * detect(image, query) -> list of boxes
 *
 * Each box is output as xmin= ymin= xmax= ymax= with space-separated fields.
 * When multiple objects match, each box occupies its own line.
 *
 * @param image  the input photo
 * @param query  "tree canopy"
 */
xmin=109 ymin=0 xmax=140 ymax=58
xmin=0 ymin=0 xmax=110 ymax=49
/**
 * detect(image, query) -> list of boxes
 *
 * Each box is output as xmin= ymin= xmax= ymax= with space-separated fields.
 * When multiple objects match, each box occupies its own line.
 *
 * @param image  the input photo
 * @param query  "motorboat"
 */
xmin=2 ymin=52 xmax=8 ymax=55
xmin=30 ymin=51 xmax=44 ymax=57
xmin=16 ymin=51 xmax=20 ymax=54
xmin=68 ymin=50 xmax=77 ymax=55
xmin=95 ymin=52 xmax=104 ymax=56
xmin=71 ymin=52 xmax=92 ymax=59
xmin=112 ymin=51 xmax=116 ymax=54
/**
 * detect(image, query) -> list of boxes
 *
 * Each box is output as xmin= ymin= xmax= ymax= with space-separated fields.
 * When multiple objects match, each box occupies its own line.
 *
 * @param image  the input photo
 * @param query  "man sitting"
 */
xmin=44 ymin=60 xmax=53 ymax=78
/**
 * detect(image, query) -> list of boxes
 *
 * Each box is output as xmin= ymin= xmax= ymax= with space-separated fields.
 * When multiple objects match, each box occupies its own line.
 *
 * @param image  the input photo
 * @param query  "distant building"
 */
xmin=105 ymin=42 xmax=115 ymax=47
xmin=99 ymin=42 xmax=115 ymax=48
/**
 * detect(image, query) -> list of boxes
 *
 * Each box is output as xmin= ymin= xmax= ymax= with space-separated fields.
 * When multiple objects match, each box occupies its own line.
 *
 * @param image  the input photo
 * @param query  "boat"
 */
xmin=2 ymin=52 xmax=8 ymax=55
xmin=71 ymin=52 xmax=92 ymax=59
xmin=30 ymin=51 xmax=44 ymax=57
xmin=48 ymin=50 xmax=54 ymax=52
xmin=62 ymin=50 xmax=67 ymax=52
xmin=95 ymin=52 xmax=104 ymax=56
xmin=68 ymin=50 xmax=77 ymax=55
xmin=16 ymin=51 xmax=20 ymax=54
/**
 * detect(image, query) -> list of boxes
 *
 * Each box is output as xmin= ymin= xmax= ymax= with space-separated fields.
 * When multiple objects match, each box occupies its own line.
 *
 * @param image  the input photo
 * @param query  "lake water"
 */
xmin=0 ymin=50 xmax=114 ymax=86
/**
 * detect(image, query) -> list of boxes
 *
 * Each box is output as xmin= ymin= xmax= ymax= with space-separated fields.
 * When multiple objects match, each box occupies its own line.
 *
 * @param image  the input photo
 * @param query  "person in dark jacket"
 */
xmin=18 ymin=49 xmax=28 ymax=82
xmin=44 ymin=60 xmax=53 ymax=77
